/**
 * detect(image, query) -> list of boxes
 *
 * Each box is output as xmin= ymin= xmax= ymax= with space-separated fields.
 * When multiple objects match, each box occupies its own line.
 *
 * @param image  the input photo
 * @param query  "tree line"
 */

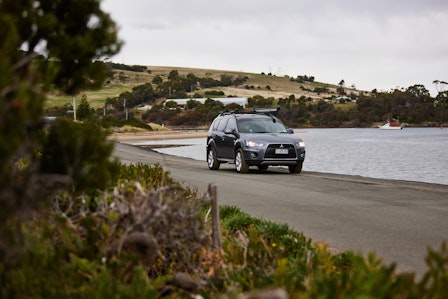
xmin=88 ymin=69 xmax=448 ymax=128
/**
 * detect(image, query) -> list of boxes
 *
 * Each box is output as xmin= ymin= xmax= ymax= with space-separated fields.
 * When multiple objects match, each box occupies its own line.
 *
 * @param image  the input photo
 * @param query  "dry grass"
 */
xmin=46 ymin=65 xmax=364 ymax=109
xmin=46 ymin=84 xmax=135 ymax=108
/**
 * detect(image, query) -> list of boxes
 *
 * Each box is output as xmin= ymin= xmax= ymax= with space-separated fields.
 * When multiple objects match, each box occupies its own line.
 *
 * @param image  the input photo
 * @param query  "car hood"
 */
xmin=241 ymin=133 xmax=303 ymax=143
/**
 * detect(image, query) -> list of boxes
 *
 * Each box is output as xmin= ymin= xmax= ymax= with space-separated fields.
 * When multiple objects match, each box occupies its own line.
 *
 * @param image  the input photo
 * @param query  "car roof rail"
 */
xmin=218 ymin=109 xmax=233 ymax=116
xmin=252 ymin=107 xmax=280 ymax=114
xmin=218 ymin=107 xmax=280 ymax=116
xmin=218 ymin=109 xmax=244 ymax=116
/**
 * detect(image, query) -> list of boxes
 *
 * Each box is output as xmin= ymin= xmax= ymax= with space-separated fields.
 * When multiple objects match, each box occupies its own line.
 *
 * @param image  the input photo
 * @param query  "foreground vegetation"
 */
xmin=2 ymin=163 xmax=447 ymax=298
xmin=2 ymin=1 xmax=447 ymax=298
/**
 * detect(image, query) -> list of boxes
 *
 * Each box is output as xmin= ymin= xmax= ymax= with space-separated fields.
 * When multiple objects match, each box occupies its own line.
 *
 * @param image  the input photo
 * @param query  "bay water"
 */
xmin=126 ymin=128 xmax=448 ymax=185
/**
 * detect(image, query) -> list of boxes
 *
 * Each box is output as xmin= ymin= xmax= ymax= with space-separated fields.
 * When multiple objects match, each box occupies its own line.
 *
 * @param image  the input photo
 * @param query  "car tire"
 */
xmin=288 ymin=162 xmax=303 ymax=174
xmin=235 ymin=149 xmax=249 ymax=173
xmin=257 ymin=165 xmax=269 ymax=171
xmin=207 ymin=147 xmax=220 ymax=170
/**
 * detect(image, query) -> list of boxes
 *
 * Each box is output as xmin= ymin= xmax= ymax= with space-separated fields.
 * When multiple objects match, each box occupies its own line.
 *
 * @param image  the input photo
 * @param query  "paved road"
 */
xmin=114 ymin=142 xmax=448 ymax=277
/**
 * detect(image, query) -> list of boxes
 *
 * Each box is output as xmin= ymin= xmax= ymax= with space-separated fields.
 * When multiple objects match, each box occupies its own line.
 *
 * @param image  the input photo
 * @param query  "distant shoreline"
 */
xmin=109 ymin=130 xmax=208 ymax=142
xmin=109 ymin=125 xmax=447 ymax=142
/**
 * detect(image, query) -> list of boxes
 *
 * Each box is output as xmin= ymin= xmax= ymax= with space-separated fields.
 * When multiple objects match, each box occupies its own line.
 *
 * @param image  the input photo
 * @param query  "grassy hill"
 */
xmin=46 ymin=65 xmax=364 ymax=109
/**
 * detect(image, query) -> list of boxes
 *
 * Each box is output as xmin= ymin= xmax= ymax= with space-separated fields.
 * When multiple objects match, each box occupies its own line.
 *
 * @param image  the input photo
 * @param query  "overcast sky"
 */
xmin=101 ymin=0 xmax=448 ymax=96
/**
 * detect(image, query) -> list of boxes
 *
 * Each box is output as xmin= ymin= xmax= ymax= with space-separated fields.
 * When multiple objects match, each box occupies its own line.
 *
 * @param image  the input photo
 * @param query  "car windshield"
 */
xmin=237 ymin=118 xmax=288 ymax=133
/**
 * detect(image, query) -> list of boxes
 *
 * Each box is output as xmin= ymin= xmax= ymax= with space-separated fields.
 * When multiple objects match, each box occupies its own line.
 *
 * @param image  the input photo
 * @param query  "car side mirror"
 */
xmin=287 ymin=128 xmax=294 ymax=134
xmin=225 ymin=128 xmax=240 ymax=138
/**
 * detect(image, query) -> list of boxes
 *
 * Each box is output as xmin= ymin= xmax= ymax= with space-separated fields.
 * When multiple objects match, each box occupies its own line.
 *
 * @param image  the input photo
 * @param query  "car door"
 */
xmin=213 ymin=117 xmax=229 ymax=159
xmin=221 ymin=117 xmax=237 ymax=159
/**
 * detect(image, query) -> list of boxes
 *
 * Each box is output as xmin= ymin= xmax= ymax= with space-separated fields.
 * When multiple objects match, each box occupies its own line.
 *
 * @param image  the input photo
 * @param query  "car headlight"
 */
xmin=245 ymin=140 xmax=264 ymax=148
xmin=296 ymin=141 xmax=305 ymax=148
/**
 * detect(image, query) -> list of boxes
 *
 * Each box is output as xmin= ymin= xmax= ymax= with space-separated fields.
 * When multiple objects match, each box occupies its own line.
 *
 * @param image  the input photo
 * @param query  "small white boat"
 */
xmin=379 ymin=118 xmax=403 ymax=130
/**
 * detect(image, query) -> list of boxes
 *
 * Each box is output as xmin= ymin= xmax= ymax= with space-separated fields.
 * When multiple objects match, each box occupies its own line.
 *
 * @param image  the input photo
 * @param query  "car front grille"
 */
xmin=264 ymin=144 xmax=297 ymax=158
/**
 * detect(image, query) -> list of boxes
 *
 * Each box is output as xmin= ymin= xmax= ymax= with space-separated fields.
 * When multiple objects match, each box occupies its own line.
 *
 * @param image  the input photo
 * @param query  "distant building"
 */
xmin=137 ymin=104 xmax=153 ymax=111
xmin=333 ymin=96 xmax=356 ymax=103
xmin=165 ymin=97 xmax=248 ymax=108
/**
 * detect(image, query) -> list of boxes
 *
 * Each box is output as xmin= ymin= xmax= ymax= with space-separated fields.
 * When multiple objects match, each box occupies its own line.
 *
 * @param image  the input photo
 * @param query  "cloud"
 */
xmin=101 ymin=0 xmax=448 ymax=95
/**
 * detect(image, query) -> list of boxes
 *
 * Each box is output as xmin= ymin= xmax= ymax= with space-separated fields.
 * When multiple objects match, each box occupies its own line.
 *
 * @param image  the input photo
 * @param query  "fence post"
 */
xmin=209 ymin=183 xmax=221 ymax=250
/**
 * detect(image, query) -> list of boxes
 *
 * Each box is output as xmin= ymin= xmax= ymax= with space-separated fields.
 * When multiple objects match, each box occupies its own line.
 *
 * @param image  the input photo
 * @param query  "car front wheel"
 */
xmin=235 ymin=149 xmax=249 ymax=173
xmin=207 ymin=147 xmax=220 ymax=170
xmin=288 ymin=161 xmax=303 ymax=174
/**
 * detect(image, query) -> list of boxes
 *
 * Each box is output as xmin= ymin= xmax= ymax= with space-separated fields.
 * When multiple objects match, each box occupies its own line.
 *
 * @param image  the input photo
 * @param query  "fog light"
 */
xmin=250 ymin=152 xmax=258 ymax=159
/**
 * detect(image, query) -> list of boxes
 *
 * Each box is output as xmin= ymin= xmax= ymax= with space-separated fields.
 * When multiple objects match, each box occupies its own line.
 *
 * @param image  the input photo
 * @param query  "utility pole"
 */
xmin=123 ymin=98 xmax=128 ymax=121
xmin=73 ymin=96 xmax=76 ymax=121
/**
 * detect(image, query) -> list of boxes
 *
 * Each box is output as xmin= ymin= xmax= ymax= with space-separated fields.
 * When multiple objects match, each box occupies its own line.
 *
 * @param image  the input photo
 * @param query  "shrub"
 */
xmin=40 ymin=118 xmax=119 ymax=193
xmin=116 ymin=163 xmax=174 ymax=189
xmin=101 ymin=118 xmax=153 ymax=131
xmin=204 ymin=90 xmax=225 ymax=96
xmin=0 ymin=163 xmax=209 ymax=298
xmin=168 ymin=110 xmax=202 ymax=126
xmin=2 ymin=159 xmax=448 ymax=298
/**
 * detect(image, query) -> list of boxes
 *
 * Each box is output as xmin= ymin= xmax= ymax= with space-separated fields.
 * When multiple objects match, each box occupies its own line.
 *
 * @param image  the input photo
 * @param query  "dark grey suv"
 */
xmin=206 ymin=109 xmax=305 ymax=173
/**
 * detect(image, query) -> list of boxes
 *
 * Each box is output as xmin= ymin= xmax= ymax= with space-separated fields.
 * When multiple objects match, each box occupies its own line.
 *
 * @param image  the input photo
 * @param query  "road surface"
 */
xmin=113 ymin=142 xmax=448 ymax=277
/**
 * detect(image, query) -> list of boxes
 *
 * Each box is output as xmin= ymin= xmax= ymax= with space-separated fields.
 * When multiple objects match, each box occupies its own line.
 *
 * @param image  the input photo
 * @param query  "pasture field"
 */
xmin=46 ymin=65 xmax=360 ymax=109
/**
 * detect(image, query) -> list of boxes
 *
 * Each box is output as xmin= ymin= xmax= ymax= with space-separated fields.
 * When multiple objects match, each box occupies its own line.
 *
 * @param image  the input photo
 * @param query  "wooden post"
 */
xmin=209 ymin=183 xmax=221 ymax=250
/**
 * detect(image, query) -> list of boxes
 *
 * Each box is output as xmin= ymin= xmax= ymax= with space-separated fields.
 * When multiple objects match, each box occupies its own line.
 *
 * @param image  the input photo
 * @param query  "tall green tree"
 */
xmin=0 ymin=0 xmax=121 ymax=252
xmin=1 ymin=0 xmax=121 ymax=186
xmin=77 ymin=94 xmax=94 ymax=120
xmin=168 ymin=69 xmax=179 ymax=80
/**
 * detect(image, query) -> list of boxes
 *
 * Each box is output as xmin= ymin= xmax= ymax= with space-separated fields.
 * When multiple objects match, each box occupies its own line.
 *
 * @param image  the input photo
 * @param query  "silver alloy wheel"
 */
xmin=208 ymin=149 xmax=214 ymax=168
xmin=207 ymin=147 xmax=220 ymax=170
xmin=235 ymin=151 xmax=242 ymax=172
xmin=235 ymin=149 xmax=249 ymax=173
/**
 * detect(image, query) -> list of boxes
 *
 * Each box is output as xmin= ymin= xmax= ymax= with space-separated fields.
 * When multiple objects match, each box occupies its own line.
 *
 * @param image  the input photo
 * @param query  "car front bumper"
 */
xmin=242 ymin=146 xmax=305 ymax=166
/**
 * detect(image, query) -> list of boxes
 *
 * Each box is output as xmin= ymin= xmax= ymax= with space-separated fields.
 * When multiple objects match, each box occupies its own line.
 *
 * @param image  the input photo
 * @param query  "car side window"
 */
xmin=225 ymin=117 xmax=237 ymax=132
xmin=212 ymin=118 xmax=221 ymax=130
xmin=217 ymin=117 xmax=228 ymax=132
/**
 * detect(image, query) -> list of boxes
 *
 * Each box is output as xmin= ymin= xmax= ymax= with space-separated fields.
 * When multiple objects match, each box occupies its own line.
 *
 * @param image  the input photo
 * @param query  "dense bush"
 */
xmin=216 ymin=206 xmax=448 ymax=298
xmin=169 ymin=110 xmax=203 ymax=126
xmin=40 ymin=118 xmax=120 ymax=194
xmin=132 ymin=88 xmax=448 ymax=128
xmin=101 ymin=118 xmax=153 ymax=131
xmin=116 ymin=163 xmax=174 ymax=189
xmin=1 ymin=163 xmax=448 ymax=298
xmin=1 ymin=163 xmax=209 ymax=298
xmin=204 ymin=90 xmax=225 ymax=96
xmin=107 ymin=62 xmax=148 ymax=73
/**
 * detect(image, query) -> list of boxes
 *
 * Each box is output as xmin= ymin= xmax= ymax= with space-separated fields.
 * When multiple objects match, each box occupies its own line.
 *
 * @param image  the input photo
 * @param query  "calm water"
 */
xmin=126 ymin=128 xmax=448 ymax=185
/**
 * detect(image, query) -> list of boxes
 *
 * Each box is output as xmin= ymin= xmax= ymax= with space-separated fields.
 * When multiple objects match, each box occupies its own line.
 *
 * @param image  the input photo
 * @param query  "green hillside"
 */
xmin=46 ymin=65 xmax=363 ymax=109
xmin=45 ymin=65 xmax=447 ymax=128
